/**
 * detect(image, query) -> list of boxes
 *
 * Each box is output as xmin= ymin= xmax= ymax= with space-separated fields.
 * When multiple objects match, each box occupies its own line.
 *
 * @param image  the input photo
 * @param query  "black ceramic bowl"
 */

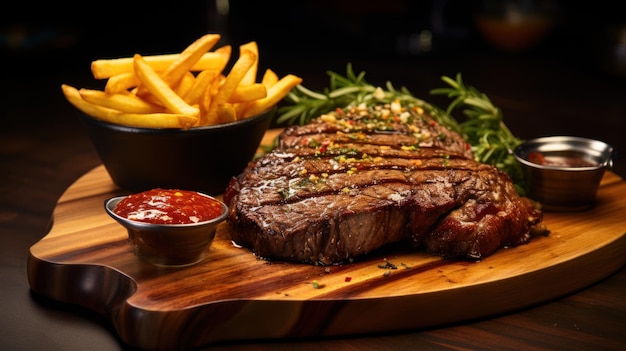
xmin=80 ymin=107 xmax=274 ymax=195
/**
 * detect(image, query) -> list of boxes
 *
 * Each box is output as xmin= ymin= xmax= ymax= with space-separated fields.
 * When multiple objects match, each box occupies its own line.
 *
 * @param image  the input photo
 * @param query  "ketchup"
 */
xmin=114 ymin=189 xmax=223 ymax=224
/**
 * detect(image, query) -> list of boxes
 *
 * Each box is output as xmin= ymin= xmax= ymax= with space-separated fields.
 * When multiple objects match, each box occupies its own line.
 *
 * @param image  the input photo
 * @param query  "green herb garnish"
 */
xmin=276 ymin=63 xmax=458 ymax=132
xmin=430 ymin=73 xmax=527 ymax=194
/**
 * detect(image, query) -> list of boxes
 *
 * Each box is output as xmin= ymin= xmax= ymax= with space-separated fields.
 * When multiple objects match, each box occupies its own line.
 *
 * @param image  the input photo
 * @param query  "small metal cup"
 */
xmin=513 ymin=136 xmax=614 ymax=211
xmin=104 ymin=195 xmax=228 ymax=267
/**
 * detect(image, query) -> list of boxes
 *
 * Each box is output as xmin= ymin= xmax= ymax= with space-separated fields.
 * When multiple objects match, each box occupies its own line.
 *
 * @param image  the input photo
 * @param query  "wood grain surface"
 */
xmin=27 ymin=131 xmax=626 ymax=351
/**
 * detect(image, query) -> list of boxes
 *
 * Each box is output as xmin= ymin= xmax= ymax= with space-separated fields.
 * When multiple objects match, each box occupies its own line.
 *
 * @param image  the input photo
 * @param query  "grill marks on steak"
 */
xmin=226 ymin=104 xmax=544 ymax=265
xmin=278 ymin=114 xmax=473 ymax=160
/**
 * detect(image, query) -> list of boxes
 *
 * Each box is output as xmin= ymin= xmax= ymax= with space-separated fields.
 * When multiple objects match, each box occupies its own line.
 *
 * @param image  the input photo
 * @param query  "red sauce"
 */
xmin=114 ymin=189 xmax=223 ymax=224
xmin=527 ymin=152 xmax=596 ymax=168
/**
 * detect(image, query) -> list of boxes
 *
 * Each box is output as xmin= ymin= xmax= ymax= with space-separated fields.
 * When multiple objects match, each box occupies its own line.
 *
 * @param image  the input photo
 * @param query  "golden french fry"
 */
xmin=205 ymin=49 xmax=257 ymax=124
xmin=200 ymin=74 xmax=225 ymax=120
xmin=79 ymin=88 xmax=163 ymax=114
xmin=232 ymin=41 xmax=259 ymax=119
xmin=162 ymin=34 xmax=221 ymax=85
xmin=229 ymin=83 xmax=267 ymax=103
xmin=214 ymin=45 xmax=232 ymax=65
xmin=104 ymin=72 xmax=141 ymax=94
xmin=136 ymin=92 xmax=166 ymax=108
xmin=239 ymin=41 xmax=258 ymax=85
xmin=62 ymin=84 xmax=197 ymax=129
xmin=91 ymin=51 xmax=228 ymax=80
xmin=174 ymin=71 xmax=196 ymax=98
xmin=184 ymin=70 xmax=218 ymax=105
xmin=135 ymin=34 xmax=220 ymax=97
xmin=232 ymin=84 xmax=267 ymax=119
xmin=261 ymin=68 xmax=279 ymax=89
xmin=243 ymin=74 xmax=302 ymax=118
xmin=237 ymin=68 xmax=279 ymax=119
xmin=217 ymin=103 xmax=237 ymax=124
xmin=210 ymin=74 xmax=225 ymax=95
xmin=133 ymin=54 xmax=199 ymax=117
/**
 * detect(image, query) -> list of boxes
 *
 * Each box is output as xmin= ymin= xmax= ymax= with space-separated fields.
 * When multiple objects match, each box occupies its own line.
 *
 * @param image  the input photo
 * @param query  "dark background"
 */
xmin=4 ymin=1 xmax=626 ymax=76
xmin=3 ymin=0 xmax=626 ymax=148
xmin=2 ymin=1 xmax=626 ymax=350
xmin=3 ymin=0 xmax=625 ymax=174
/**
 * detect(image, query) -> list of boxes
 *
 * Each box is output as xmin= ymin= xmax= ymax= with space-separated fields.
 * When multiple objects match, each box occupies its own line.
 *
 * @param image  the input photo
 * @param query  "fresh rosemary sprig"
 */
xmin=276 ymin=65 xmax=527 ymax=193
xmin=276 ymin=63 xmax=374 ymax=125
xmin=430 ymin=73 xmax=527 ymax=193
xmin=276 ymin=63 xmax=459 ymax=132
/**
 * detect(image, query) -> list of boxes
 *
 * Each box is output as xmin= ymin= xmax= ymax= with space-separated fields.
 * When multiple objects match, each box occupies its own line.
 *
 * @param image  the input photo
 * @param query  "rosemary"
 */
xmin=430 ymin=73 xmax=527 ymax=193
xmin=276 ymin=63 xmax=459 ymax=132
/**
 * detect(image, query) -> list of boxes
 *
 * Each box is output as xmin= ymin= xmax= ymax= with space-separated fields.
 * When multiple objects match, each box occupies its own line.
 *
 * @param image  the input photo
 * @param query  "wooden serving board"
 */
xmin=28 ymin=131 xmax=626 ymax=351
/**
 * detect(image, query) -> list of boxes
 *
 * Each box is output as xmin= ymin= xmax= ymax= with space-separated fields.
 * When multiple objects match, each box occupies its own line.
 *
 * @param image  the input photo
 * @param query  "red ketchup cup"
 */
xmin=105 ymin=189 xmax=228 ymax=266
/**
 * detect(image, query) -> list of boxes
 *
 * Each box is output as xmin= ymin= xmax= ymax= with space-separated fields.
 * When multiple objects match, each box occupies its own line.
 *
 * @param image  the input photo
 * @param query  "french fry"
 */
xmin=104 ymin=72 xmax=141 ymax=94
xmin=217 ymin=103 xmax=237 ymax=124
xmin=261 ymin=68 xmax=279 ymax=89
xmin=79 ymin=88 xmax=163 ymax=114
xmin=91 ymin=51 xmax=228 ymax=80
xmin=239 ymin=41 xmax=259 ymax=85
xmin=232 ymin=41 xmax=259 ymax=119
xmin=239 ymin=68 xmax=279 ymax=117
xmin=200 ymin=74 xmax=225 ymax=118
xmin=62 ymin=84 xmax=197 ymax=129
xmin=184 ymin=70 xmax=218 ymax=105
xmin=243 ymin=74 xmax=303 ymax=118
xmin=135 ymin=34 xmax=221 ymax=97
xmin=204 ymin=49 xmax=257 ymax=124
xmin=133 ymin=54 xmax=199 ymax=117
xmin=162 ymin=34 xmax=220 ymax=86
xmin=231 ymin=83 xmax=267 ymax=117
xmin=229 ymin=83 xmax=267 ymax=103
xmin=210 ymin=74 xmax=225 ymax=95
xmin=174 ymin=71 xmax=196 ymax=98
xmin=214 ymin=45 xmax=232 ymax=64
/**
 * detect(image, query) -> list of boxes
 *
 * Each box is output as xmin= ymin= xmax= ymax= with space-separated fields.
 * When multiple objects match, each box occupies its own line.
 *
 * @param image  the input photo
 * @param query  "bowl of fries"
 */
xmin=62 ymin=34 xmax=302 ymax=194
xmin=80 ymin=106 xmax=275 ymax=194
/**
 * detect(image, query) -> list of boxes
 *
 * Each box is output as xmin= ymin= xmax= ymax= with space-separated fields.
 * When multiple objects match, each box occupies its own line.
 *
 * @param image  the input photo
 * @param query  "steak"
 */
xmin=225 ymin=102 xmax=545 ymax=265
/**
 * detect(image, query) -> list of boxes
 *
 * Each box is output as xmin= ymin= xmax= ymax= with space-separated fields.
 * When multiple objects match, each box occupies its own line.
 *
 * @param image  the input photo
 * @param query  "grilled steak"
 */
xmin=225 ymin=102 xmax=545 ymax=265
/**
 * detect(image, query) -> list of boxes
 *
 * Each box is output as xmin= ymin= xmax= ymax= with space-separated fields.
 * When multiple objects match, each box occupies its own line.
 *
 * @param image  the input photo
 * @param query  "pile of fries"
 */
xmin=62 ymin=34 xmax=302 ymax=129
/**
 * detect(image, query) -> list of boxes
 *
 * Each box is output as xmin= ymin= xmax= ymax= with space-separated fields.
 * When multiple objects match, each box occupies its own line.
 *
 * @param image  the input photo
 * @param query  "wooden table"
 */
xmin=3 ymin=27 xmax=626 ymax=351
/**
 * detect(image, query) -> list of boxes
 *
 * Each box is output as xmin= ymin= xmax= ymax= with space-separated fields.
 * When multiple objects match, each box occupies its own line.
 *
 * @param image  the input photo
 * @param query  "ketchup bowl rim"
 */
xmin=104 ymin=193 xmax=229 ymax=229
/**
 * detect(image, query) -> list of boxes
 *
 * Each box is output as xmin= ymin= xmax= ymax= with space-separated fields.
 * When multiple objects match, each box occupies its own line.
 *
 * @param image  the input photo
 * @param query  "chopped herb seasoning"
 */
xmin=311 ymin=280 xmax=325 ymax=289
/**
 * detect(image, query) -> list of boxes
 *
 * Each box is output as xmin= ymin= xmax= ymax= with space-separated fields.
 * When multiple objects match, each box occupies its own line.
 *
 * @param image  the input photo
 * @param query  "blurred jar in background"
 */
xmin=474 ymin=0 xmax=556 ymax=52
